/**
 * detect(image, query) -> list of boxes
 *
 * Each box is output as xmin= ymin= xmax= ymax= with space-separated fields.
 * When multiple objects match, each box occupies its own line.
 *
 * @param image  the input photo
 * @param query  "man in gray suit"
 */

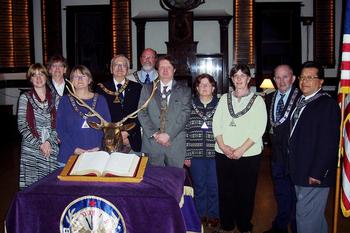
xmin=127 ymin=48 xmax=159 ymax=84
xmin=138 ymin=55 xmax=191 ymax=167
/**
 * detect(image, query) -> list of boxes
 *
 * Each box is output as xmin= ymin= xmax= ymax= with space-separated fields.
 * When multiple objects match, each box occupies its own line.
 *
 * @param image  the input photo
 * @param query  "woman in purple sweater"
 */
xmin=56 ymin=65 xmax=111 ymax=164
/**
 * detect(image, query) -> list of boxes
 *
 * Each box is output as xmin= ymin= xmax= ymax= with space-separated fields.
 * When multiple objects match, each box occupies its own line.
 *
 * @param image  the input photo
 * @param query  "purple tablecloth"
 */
xmin=6 ymin=166 xmax=190 ymax=233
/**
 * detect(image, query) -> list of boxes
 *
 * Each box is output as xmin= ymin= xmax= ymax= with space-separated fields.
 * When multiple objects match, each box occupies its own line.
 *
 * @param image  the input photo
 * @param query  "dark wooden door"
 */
xmin=66 ymin=5 xmax=111 ymax=82
xmin=255 ymin=2 xmax=301 ymax=89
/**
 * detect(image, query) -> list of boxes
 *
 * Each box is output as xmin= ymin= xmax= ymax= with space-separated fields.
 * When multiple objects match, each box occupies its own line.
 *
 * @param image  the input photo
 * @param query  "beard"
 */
xmin=142 ymin=64 xmax=153 ymax=71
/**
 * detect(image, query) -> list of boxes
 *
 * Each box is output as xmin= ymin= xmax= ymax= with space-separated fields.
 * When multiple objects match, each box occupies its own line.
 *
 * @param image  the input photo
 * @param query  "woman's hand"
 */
xmin=40 ymin=141 xmax=52 ymax=158
xmin=220 ymin=144 xmax=235 ymax=159
xmin=87 ymin=147 xmax=100 ymax=152
xmin=184 ymin=159 xmax=191 ymax=167
xmin=232 ymin=146 xmax=245 ymax=159
xmin=74 ymin=148 xmax=87 ymax=155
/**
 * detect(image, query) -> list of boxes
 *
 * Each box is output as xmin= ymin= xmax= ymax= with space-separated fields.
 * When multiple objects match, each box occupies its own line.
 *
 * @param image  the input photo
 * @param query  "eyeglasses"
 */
xmin=141 ymin=56 xmax=156 ymax=59
xmin=51 ymin=64 xmax=64 ymax=68
xmin=198 ymin=83 xmax=212 ymax=88
xmin=113 ymin=63 xmax=128 ymax=69
xmin=72 ymin=75 xmax=89 ymax=80
xmin=298 ymin=75 xmax=319 ymax=81
xmin=233 ymin=74 xmax=249 ymax=79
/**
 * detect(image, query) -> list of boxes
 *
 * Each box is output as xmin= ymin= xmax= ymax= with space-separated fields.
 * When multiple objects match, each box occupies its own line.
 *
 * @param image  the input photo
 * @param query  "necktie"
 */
xmin=275 ymin=94 xmax=285 ymax=121
xmin=117 ymin=83 xmax=124 ymax=104
xmin=145 ymin=73 xmax=150 ymax=84
xmin=160 ymin=86 xmax=170 ymax=133
xmin=290 ymin=97 xmax=306 ymax=130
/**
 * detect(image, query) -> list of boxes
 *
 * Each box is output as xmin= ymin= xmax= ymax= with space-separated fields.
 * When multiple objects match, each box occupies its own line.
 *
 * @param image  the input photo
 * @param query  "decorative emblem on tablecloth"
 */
xmin=60 ymin=195 xmax=126 ymax=233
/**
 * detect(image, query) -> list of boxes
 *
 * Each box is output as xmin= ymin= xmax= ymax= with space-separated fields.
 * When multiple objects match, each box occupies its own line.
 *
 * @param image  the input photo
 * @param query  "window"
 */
xmin=0 ymin=0 xmax=34 ymax=72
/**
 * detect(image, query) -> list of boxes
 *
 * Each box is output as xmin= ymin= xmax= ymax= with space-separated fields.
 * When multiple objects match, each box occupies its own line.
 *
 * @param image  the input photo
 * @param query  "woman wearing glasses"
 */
xmin=17 ymin=63 xmax=60 ymax=189
xmin=56 ymin=65 xmax=111 ymax=164
xmin=212 ymin=64 xmax=267 ymax=233
xmin=185 ymin=73 xmax=220 ymax=228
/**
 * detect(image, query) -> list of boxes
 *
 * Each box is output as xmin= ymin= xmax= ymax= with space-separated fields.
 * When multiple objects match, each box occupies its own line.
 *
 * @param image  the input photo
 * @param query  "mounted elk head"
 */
xmin=66 ymin=79 xmax=158 ymax=153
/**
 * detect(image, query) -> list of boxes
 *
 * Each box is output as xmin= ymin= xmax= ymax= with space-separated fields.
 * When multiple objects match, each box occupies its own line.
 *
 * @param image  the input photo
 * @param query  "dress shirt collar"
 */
xmin=113 ymin=78 xmax=126 ymax=90
xmin=141 ymin=69 xmax=156 ymax=82
xmin=303 ymin=88 xmax=322 ymax=100
xmin=52 ymin=79 xmax=65 ymax=96
xmin=160 ymin=80 xmax=173 ymax=92
xmin=277 ymin=87 xmax=292 ymax=103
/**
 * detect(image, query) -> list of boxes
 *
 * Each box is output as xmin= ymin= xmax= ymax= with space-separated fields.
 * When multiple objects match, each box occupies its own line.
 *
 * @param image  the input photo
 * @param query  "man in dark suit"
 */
xmin=264 ymin=65 xmax=300 ymax=233
xmin=96 ymin=55 xmax=142 ymax=153
xmin=138 ymin=55 xmax=191 ymax=167
xmin=47 ymin=55 xmax=70 ymax=96
xmin=288 ymin=61 xmax=340 ymax=233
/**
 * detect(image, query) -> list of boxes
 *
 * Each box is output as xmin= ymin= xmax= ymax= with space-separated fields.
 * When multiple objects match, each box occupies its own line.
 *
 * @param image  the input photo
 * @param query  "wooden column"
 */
xmin=134 ymin=20 xmax=146 ymax=69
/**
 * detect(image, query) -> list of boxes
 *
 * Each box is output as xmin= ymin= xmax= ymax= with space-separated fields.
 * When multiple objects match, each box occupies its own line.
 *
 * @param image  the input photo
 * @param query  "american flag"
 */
xmin=340 ymin=0 xmax=350 ymax=217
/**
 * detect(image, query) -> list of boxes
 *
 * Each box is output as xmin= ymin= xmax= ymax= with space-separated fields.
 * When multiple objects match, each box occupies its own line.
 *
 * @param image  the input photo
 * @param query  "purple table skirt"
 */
xmin=6 ymin=166 xmax=190 ymax=233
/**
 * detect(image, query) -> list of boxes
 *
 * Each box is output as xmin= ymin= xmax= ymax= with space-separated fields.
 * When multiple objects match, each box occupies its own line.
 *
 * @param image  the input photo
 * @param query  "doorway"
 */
xmin=66 ymin=5 xmax=111 ymax=83
xmin=255 ymin=2 xmax=301 ymax=88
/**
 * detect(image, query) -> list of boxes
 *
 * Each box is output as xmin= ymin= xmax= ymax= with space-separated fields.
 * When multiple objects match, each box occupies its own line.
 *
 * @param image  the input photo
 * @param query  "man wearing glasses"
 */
xmin=264 ymin=65 xmax=300 ymax=233
xmin=288 ymin=61 xmax=340 ymax=233
xmin=96 ymin=55 xmax=143 ymax=153
xmin=127 ymin=48 xmax=159 ymax=84
xmin=47 ymin=55 xmax=70 ymax=96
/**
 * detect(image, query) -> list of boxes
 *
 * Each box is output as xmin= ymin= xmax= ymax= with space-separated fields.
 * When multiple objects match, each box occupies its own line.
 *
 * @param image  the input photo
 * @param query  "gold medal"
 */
xmin=113 ymin=96 xmax=120 ymax=103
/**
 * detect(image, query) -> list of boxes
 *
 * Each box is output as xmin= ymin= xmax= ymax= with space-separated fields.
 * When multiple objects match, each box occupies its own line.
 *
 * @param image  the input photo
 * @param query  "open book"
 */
xmin=70 ymin=151 xmax=140 ymax=177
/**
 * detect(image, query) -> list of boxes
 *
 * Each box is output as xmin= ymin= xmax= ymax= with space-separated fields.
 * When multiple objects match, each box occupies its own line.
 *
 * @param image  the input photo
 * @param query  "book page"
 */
xmin=70 ymin=151 xmax=110 ymax=176
xmin=103 ymin=152 xmax=140 ymax=177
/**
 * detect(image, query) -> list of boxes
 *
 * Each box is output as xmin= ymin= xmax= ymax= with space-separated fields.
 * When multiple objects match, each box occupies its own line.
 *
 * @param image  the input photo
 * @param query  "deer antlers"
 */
xmin=117 ymin=79 xmax=159 ymax=126
xmin=66 ymin=79 xmax=159 ymax=127
xmin=66 ymin=79 xmax=108 ymax=128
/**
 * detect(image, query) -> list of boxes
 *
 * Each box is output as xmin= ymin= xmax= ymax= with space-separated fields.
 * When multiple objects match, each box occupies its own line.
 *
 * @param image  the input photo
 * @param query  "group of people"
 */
xmin=17 ymin=47 xmax=340 ymax=233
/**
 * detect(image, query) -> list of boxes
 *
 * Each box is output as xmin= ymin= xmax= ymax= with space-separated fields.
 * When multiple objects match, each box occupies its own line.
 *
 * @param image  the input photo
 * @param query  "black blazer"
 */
xmin=288 ymin=91 xmax=340 ymax=187
xmin=95 ymin=79 xmax=143 ymax=152
xmin=265 ymin=87 xmax=301 ymax=163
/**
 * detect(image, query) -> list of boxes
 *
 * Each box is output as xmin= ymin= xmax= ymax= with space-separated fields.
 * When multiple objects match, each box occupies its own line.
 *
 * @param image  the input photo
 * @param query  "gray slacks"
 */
xmin=295 ymin=185 xmax=330 ymax=233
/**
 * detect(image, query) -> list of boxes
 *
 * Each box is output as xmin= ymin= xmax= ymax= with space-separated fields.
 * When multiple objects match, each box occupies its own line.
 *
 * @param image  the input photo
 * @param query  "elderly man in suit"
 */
xmin=96 ymin=54 xmax=143 ymax=153
xmin=264 ymin=65 xmax=300 ymax=233
xmin=127 ymin=48 xmax=159 ymax=84
xmin=288 ymin=61 xmax=340 ymax=233
xmin=138 ymin=55 xmax=191 ymax=167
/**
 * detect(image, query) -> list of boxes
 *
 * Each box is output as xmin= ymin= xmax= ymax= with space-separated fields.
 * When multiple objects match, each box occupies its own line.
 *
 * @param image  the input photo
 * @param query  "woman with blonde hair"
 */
xmin=56 ymin=65 xmax=111 ymax=164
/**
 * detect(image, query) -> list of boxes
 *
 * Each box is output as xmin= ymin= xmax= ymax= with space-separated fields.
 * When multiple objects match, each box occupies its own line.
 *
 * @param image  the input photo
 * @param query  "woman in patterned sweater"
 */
xmin=17 ymin=63 xmax=60 ymax=190
xmin=185 ymin=73 xmax=219 ymax=228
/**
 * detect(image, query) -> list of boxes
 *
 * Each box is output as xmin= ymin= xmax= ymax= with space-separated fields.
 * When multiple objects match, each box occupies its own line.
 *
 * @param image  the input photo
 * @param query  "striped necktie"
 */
xmin=275 ymin=94 xmax=285 ymax=121
xmin=117 ymin=84 xmax=124 ymax=104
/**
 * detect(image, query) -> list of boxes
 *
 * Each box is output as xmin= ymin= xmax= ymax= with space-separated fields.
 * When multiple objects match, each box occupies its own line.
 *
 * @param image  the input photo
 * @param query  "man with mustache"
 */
xmin=127 ymin=48 xmax=158 ymax=84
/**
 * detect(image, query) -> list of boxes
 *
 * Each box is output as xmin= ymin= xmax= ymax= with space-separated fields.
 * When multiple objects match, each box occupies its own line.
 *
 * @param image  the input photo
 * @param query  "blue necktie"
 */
xmin=145 ymin=73 xmax=150 ymax=84
xmin=117 ymin=84 xmax=124 ymax=104
xmin=275 ymin=94 xmax=285 ymax=121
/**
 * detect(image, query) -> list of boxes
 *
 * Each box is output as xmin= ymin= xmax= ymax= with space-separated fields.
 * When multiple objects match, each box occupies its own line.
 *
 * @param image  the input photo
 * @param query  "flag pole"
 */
xmin=333 ymin=92 xmax=346 ymax=233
